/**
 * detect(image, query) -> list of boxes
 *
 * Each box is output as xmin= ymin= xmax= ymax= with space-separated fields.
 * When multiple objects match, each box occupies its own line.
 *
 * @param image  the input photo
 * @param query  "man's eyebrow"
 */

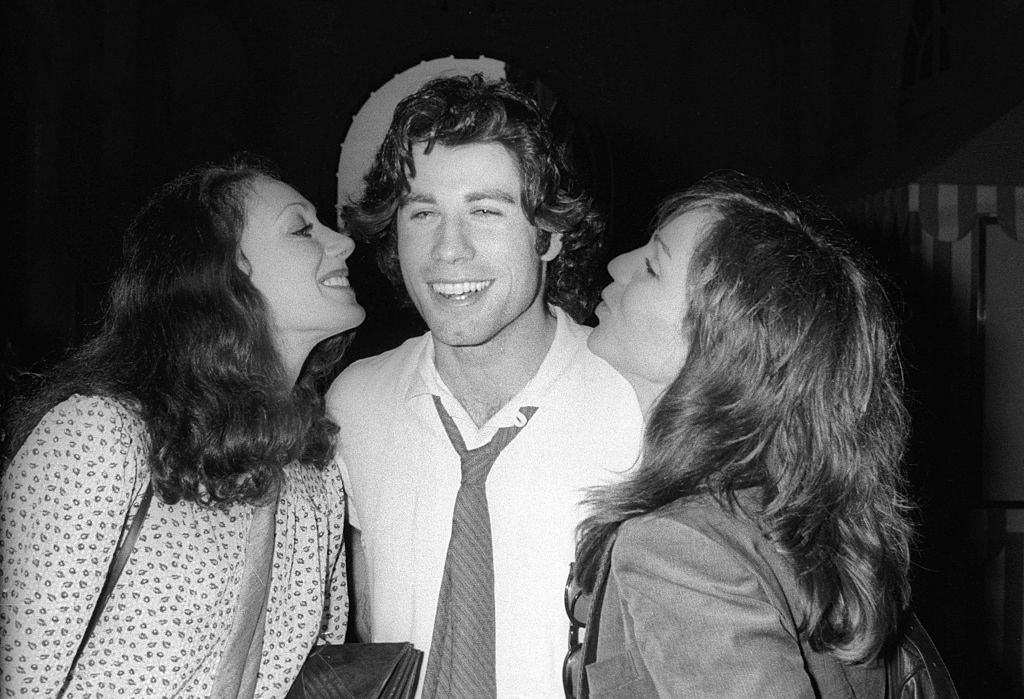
xmin=399 ymin=192 xmax=436 ymax=206
xmin=653 ymin=232 xmax=673 ymax=258
xmin=466 ymin=189 xmax=517 ymax=205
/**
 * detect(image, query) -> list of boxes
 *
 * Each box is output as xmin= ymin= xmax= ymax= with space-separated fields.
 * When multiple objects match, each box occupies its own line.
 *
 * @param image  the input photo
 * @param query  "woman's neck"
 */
xmin=625 ymin=375 xmax=667 ymax=419
xmin=275 ymin=334 xmax=309 ymax=388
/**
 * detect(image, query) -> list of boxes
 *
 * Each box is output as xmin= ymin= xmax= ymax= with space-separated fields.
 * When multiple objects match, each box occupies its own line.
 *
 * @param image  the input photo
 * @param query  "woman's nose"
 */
xmin=322 ymin=225 xmax=355 ymax=258
xmin=607 ymin=250 xmax=631 ymax=280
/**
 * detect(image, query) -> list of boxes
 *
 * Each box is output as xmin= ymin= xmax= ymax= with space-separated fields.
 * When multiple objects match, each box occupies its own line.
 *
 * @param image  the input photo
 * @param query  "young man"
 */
xmin=327 ymin=75 xmax=642 ymax=698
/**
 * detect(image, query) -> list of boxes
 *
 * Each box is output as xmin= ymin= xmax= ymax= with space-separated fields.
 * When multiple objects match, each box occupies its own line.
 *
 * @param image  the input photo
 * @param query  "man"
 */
xmin=327 ymin=74 xmax=642 ymax=698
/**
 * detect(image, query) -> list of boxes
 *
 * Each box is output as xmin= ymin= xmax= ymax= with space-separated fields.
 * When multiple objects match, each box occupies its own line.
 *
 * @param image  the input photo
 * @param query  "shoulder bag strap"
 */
xmin=887 ymin=609 xmax=960 ymax=699
xmin=59 ymin=482 xmax=153 ymax=695
xmin=578 ymin=531 xmax=617 ymax=698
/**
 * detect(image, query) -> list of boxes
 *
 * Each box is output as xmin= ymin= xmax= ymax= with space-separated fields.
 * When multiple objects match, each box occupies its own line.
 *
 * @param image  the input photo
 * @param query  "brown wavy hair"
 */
xmin=576 ymin=172 xmax=913 ymax=663
xmin=3 ymin=155 xmax=351 ymax=506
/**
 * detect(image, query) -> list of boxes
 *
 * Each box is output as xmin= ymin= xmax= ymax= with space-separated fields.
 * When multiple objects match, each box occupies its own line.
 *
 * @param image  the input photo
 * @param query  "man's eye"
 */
xmin=645 ymin=258 xmax=658 ymax=277
xmin=292 ymin=223 xmax=313 ymax=237
xmin=473 ymin=208 xmax=500 ymax=217
xmin=410 ymin=210 xmax=435 ymax=220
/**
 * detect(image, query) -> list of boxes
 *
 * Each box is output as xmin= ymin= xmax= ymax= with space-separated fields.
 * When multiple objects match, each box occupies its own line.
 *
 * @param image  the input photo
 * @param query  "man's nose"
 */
xmin=432 ymin=216 xmax=473 ymax=263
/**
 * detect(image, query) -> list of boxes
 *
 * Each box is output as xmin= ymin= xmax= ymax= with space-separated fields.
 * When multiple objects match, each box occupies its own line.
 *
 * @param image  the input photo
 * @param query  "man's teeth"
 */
xmin=431 ymin=280 xmax=492 ymax=297
xmin=321 ymin=276 xmax=349 ymax=287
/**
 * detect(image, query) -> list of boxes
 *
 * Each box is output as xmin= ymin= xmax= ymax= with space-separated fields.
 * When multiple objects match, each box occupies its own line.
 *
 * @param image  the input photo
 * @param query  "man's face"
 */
xmin=395 ymin=142 xmax=561 ymax=350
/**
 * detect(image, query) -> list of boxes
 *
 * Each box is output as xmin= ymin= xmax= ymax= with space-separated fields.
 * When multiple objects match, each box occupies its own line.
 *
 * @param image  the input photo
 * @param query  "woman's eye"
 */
xmin=410 ymin=210 xmax=435 ymax=220
xmin=292 ymin=223 xmax=313 ymax=238
xmin=645 ymin=258 xmax=658 ymax=277
xmin=473 ymin=208 xmax=500 ymax=217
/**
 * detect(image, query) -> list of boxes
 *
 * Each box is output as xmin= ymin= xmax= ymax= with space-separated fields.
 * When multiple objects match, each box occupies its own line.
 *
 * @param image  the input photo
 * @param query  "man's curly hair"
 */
xmin=341 ymin=73 xmax=604 ymax=322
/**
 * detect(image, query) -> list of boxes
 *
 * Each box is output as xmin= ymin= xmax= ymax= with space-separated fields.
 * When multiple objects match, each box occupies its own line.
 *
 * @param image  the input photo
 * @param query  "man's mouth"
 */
xmin=429 ymin=280 xmax=493 ymax=301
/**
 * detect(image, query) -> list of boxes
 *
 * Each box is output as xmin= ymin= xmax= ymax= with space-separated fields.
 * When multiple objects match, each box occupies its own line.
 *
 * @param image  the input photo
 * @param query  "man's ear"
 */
xmin=237 ymin=251 xmax=252 ymax=276
xmin=540 ymin=232 xmax=563 ymax=262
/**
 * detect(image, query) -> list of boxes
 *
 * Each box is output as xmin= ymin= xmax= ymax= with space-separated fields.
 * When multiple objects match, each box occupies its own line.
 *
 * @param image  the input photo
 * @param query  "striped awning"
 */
xmin=850 ymin=182 xmax=1024 ymax=507
xmin=851 ymin=183 xmax=1024 ymax=242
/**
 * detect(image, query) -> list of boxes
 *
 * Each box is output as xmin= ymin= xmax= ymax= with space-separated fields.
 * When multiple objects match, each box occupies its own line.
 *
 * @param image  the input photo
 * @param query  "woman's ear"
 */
xmin=540 ymin=232 xmax=563 ymax=262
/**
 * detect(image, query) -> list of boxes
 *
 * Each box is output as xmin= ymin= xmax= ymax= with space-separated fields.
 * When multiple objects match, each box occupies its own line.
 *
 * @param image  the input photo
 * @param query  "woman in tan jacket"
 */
xmin=573 ymin=172 xmax=914 ymax=697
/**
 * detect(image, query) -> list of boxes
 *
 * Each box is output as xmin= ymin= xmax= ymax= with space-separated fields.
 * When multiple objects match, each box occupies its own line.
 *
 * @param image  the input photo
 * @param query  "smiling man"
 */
xmin=326 ymin=75 xmax=642 ymax=698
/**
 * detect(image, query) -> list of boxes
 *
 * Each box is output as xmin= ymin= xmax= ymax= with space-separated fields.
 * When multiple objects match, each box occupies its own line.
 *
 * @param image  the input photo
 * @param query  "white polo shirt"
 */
xmin=326 ymin=307 xmax=643 ymax=698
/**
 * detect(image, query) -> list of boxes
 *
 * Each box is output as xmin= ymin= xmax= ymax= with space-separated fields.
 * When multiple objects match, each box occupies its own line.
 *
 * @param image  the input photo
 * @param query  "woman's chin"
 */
xmin=586 ymin=325 xmax=609 ymax=360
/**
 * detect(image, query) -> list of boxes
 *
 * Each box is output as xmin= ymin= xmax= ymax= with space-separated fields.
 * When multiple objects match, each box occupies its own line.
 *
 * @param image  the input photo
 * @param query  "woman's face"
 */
xmin=238 ymin=177 xmax=364 ymax=353
xmin=588 ymin=207 xmax=714 ymax=407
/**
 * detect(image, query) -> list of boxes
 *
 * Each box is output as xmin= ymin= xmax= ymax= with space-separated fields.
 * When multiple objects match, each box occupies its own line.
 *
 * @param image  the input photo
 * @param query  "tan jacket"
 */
xmin=587 ymin=493 xmax=885 ymax=698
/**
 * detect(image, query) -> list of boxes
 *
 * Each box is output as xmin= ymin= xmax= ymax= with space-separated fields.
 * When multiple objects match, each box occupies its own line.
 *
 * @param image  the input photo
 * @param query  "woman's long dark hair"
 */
xmin=2 ymin=156 xmax=350 ymax=505
xmin=576 ymin=172 xmax=913 ymax=663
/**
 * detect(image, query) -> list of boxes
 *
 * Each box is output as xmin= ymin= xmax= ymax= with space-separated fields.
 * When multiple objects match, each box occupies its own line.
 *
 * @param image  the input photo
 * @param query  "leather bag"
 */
xmin=886 ymin=611 xmax=960 ymax=698
xmin=286 ymin=642 xmax=423 ymax=699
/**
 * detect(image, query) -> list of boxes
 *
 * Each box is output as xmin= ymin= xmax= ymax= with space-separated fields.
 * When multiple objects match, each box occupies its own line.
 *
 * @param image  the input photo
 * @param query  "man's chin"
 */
xmin=429 ymin=326 xmax=495 ymax=349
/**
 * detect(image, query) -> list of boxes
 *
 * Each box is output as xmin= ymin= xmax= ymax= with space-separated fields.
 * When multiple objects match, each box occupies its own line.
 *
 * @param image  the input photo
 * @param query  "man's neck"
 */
xmin=433 ymin=310 xmax=558 ymax=428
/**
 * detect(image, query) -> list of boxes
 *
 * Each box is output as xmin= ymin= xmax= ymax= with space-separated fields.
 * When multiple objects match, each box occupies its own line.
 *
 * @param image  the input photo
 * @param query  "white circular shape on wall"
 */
xmin=336 ymin=55 xmax=506 ymax=221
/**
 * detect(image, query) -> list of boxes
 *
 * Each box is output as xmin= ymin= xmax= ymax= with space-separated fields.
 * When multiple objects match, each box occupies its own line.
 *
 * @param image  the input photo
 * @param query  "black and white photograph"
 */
xmin=3 ymin=1 xmax=1023 ymax=696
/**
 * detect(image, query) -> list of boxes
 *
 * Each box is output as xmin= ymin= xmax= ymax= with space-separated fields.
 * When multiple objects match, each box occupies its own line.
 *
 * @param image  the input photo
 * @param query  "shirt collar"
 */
xmin=404 ymin=306 xmax=582 ymax=427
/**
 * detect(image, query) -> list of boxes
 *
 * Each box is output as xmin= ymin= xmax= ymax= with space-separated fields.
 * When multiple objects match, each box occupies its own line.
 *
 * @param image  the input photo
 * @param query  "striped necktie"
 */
xmin=421 ymin=395 xmax=538 ymax=699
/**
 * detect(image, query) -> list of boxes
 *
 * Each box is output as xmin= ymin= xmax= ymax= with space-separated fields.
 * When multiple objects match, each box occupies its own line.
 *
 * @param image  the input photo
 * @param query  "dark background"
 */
xmin=5 ymin=1 xmax=1024 ymax=694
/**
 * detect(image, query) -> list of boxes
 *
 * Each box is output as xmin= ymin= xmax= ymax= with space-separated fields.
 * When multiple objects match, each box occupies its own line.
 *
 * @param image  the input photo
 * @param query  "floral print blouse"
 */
xmin=0 ymin=394 xmax=349 ymax=697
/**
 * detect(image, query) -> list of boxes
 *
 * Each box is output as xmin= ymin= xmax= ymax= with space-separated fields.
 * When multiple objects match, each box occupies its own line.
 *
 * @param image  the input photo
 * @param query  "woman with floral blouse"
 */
xmin=1 ymin=156 xmax=363 ymax=697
